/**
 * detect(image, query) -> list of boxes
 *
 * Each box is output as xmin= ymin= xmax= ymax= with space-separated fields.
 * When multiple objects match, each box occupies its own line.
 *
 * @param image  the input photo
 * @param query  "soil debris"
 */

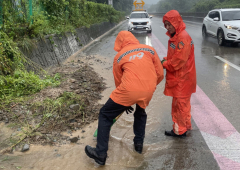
xmin=0 ymin=54 xmax=106 ymax=153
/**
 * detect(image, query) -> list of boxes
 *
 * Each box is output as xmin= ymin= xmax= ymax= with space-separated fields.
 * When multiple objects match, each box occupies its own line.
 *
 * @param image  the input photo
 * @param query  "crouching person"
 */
xmin=85 ymin=31 xmax=164 ymax=165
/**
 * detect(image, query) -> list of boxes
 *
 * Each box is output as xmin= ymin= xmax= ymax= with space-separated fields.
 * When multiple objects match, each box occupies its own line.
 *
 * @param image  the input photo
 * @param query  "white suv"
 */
xmin=202 ymin=8 xmax=240 ymax=46
xmin=127 ymin=11 xmax=152 ymax=33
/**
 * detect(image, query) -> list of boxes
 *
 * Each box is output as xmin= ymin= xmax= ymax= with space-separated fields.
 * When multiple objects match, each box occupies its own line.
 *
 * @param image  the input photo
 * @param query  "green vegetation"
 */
xmin=149 ymin=0 xmax=240 ymax=13
xmin=148 ymin=0 xmax=201 ymax=13
xmin=0 ymin=30 xmax=61 ymax=106
xmin=2 ymin=0 xmax=122 ymax=41
xmin=0 ymin=0 xmax=124 ymax=105
xmin=86 ymin=0 xmax=133 ymax=14
xmin=190 ymin=0 xmax=220 ymax=12
xmin=32 ymin=92 xmax=84 ymax=122
xmin=1 ymin=91 xmax=86 ymax=153
xmin=0 ymin=31 xmax=24 ymax=76
xmin=0 ymin=70 xmax=61 ymax=99
xmin=215 ymin=0 xmax=240 ymax=9
xmin=0 ymin=0 xmax=123 ymax=153
xmin=191 ymin=0 xmax=240 ymax=12
xmin=29 ymin=91 xmax=85 ymax=132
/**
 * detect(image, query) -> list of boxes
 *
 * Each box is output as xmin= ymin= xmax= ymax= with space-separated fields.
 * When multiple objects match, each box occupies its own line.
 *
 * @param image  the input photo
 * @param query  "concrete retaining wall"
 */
xmin=149 ymin=12 xmax=208 ymax=23
xmin=22 ymin=22 xmax=116 ymax=68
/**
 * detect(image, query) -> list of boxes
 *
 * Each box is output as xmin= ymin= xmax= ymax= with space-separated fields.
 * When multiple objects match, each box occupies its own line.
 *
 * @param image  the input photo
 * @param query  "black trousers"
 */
xmin=96 ymin=98 xmax=147 ymax=155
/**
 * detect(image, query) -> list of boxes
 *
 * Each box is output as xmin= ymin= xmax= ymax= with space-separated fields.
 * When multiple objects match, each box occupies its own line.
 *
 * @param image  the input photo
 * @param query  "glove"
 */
xmin=125 ymin=106 xmax=134 ymax=114
xmin=161 ymin=59 xmax=166 ymax=64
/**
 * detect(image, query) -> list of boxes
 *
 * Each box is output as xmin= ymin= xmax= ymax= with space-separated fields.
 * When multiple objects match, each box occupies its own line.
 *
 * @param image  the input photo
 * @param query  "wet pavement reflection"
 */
xmin=1 ymin=19 xmax=240 ymax=170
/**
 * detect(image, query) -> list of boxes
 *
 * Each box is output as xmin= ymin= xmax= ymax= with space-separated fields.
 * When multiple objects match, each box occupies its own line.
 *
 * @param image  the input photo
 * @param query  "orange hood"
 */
xmin=114 ymin=31 xmax=140 ymax=52
xmin=163 ymin=10 xmax=186 ymax=37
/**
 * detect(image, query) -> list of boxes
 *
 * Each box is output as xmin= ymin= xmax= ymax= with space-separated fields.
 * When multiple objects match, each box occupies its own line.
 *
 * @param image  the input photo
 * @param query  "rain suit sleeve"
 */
xmin=152 ymin=49 xmax=164 ymax=85
xmin=113 ymin=59 xmax=123 ymax=88
xmin=163 ymin=39 xmax=191 ymax=72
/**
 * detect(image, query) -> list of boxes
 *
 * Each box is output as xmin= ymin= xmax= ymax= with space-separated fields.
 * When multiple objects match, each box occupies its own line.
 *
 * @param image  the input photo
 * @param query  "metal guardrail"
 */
xmin=149 ymin=12 xmax=208 ymax=23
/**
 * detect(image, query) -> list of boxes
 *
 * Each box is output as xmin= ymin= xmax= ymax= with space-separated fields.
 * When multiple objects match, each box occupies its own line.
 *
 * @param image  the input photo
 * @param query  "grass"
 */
xmin=0 ymin=71 xmax=61 ymax=108
xmin=6 ymin=123 xmax=19 ymax=128
xmin=0 ymin=90 xmax=86 ymax=154
xmin=0 ymin=156 xmax=17 ymax=162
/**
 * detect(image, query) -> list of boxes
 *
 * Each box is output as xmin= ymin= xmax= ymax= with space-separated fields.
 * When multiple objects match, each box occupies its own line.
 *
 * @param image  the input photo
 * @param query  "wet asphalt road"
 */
xmin=83 ymin=16 xmax=240 ymax=170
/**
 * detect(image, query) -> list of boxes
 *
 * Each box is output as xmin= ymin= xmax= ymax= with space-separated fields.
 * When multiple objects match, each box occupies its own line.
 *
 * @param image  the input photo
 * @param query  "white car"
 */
xmin=202 ymin=8 xmax=240 ymax=46
xmin=127 ymin=11 xmax=152 ymax=33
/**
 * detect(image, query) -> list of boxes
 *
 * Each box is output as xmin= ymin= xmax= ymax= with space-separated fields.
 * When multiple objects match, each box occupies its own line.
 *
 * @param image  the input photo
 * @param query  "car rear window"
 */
xmin=221 ymin=11 xmax=240 ymax=21
xmin=130 ymin=13 xmax=149 ymax=19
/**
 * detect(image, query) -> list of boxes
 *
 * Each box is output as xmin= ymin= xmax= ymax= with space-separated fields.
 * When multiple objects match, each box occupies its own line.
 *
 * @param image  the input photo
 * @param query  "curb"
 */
xmin=64 ymin=20 xmax=127 ymax=64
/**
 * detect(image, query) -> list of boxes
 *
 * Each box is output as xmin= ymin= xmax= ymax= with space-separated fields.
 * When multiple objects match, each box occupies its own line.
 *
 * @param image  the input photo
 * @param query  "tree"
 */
xmin=87 ymin=0 xmax=108 ymax=4
xmin=150 ymin=0 xmax=202 ymax=13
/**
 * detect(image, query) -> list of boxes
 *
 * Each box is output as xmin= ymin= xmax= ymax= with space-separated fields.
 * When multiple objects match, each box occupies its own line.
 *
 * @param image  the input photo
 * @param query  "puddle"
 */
xmin=0 ymin=54 xmax=171 ymax=170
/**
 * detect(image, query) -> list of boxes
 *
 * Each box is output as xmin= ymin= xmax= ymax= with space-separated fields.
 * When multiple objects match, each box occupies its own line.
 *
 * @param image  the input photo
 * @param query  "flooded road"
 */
xmin=1 ymin=16 xmax=240 ymax=170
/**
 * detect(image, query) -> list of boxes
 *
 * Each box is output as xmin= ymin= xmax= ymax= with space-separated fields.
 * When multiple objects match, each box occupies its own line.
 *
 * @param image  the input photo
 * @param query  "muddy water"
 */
xmin=0 ymin=54 xmax=170 ymax=170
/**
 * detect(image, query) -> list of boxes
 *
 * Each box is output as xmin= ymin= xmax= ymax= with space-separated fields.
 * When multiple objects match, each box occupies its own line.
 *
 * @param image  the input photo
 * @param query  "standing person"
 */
xmin=161 ymin=10 xmax=197 ymax=137
xmin=85 ymin=31 xmax=164 ymax=165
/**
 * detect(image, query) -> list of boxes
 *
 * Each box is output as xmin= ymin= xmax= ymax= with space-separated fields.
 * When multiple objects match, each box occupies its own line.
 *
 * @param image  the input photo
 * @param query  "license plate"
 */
xmin=137 ymin=26 xmax=143 ymax=29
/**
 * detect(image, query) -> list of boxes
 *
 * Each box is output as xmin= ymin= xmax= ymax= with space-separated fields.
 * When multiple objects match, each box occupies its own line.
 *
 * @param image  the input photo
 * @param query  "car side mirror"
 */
xmin=213 ymin=17 xmax=219 ymax=21
xmin=150 ymin=16 xmax=152 ymax=19
xmin=126 ymin=17 xmax=129 ymax=19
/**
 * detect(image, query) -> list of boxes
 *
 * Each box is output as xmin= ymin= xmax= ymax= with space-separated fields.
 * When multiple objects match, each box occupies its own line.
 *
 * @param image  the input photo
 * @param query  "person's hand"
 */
xmin=161 ymin=59 xmax=166 ymax=64
xmin=126 ymin=106 xmax=134 ymax=114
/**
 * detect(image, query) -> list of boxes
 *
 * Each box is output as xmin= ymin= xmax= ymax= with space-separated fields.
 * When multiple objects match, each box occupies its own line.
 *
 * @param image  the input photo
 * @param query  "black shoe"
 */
xmin=165 ymin=130 xmax=186 ymax=137
xmin=134 ymin=143 xmax=143 ymax=154
xmin=85 ymin=145 xmax=107 ymax=165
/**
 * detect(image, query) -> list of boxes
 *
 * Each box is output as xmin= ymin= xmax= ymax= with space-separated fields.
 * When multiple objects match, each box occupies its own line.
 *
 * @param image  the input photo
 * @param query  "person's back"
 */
xmin=111 ymin=31 xmax=164 ymax=109
xmin=85 ymin=31 xmax=164 ymax=165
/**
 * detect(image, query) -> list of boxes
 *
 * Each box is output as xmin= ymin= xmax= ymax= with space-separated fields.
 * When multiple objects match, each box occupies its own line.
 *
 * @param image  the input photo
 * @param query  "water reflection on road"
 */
xmin=1 ymin=21 xmax=240 ymax=170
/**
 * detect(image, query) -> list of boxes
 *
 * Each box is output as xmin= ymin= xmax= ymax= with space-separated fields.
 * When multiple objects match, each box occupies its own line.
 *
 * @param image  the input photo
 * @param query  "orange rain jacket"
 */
xmin=110 ymin=31 xmax=164 ymax=109
xmin=162 ymin=10 xmax=196 ymax=98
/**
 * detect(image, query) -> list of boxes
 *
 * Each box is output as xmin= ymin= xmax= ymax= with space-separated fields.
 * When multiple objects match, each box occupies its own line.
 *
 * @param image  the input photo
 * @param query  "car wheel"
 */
xmin=147 ymin=30 xmax=152 ymax=33
xmin=217 ymin=29 xmax=225 ymax=46
xmin=202 ymin=26 xmax=208 ymax=39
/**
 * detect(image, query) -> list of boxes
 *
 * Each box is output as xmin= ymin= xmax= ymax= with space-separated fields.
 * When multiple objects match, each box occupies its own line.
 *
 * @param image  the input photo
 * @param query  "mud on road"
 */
xmin=0 ymin=53 xmax=114 ymax=168
xmin=0 ymin=50 xmax=165 ymax=170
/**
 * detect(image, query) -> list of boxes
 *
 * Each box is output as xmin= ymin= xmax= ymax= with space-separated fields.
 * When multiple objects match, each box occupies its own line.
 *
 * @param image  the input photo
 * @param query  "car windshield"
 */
xmin=130 ymin=13 xmax=149 ymax=18
xmin=221 ymin=11 xmax=240 ymax=21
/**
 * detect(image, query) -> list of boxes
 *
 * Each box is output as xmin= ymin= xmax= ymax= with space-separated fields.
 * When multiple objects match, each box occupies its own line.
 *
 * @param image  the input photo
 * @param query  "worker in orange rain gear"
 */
xmin=161 ymin=10 xmax=197 ymax=137
xmin=85 ymin=31 xmax=164 ymax=165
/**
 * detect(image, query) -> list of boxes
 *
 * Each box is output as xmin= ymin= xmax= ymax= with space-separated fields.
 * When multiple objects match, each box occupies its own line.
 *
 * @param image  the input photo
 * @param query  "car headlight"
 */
xmin=224 ymin=24 xmax=238 ymax=30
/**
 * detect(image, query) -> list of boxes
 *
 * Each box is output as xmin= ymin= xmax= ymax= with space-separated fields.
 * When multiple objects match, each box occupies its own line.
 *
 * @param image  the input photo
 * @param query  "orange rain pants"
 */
xmin=162 ymin=10 xmax=197 ymax=135
xmin=171 ymin=97 xmax=191 ymax=135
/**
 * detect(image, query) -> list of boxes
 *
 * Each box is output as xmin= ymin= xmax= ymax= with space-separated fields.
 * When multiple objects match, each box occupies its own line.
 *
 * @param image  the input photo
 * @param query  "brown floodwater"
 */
xmin=0 ymin=55 xmax=171 ymax=170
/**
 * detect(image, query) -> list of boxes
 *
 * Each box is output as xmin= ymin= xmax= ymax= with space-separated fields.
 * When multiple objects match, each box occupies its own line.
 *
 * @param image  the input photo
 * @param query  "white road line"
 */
xmin=160 ymin=26 xmax=166 ymax=30
xmin=151 ymin=35 xmax=240 ymax=168
xmin=184 ymin=20 xmax=202 ymax=25
xmin=215 ymin=56 xmax=240 ymax=71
